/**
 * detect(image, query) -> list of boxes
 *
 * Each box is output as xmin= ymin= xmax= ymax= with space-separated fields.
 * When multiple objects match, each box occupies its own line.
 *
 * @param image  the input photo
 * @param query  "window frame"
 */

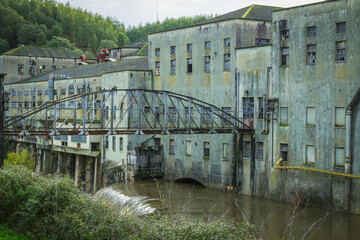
xmin=307 ymin=44 xmax=316 ymax=64
xmin=224 ymin=54 xmax=230 ymax=71
xmin=281 ymin=47 xmax=289 ymax=66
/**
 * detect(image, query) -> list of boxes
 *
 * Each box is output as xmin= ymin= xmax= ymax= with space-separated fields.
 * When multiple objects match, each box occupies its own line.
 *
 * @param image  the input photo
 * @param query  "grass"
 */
xmin=0 ymin=224 xmax=30 ymax=240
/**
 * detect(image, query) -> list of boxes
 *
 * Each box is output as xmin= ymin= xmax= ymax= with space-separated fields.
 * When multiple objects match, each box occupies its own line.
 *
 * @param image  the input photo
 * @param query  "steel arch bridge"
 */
xmin=4 ymin=89 xmax=254 ymax=136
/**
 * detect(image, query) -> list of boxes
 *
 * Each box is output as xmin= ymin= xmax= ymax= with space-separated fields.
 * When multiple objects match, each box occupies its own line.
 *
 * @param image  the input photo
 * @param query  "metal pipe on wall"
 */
xmin=344 ymin=109 xmax=352 ymax=210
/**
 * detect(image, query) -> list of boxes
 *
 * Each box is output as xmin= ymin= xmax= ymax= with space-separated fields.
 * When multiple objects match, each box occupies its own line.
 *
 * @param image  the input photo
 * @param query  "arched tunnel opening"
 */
xmin=174 ymin=178 xmax=206 ymax=188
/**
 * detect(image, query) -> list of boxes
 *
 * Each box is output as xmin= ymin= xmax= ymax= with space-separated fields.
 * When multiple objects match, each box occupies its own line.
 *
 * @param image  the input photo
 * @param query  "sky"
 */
xmin=56 ymin=0 xmax=324 ymax=27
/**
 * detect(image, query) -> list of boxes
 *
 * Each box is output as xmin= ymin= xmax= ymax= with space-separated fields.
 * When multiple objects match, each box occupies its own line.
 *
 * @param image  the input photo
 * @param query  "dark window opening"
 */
xmin=307 ymin=26 xmax=316 ymax=37
xmin=203 ymin=142 xmax=210 ymax=158
xmin=280 ymin=144 xmax=288 ymax=162
xmin=336 ymin=22 xmax=346 ymax=33
xmin=307 ymin=45 xmax=316 ymax=64
xmin=187 ymin=58 xmax=192 ymax=73
xmin=281 ymin=47 xmax=289 ymax=65
xmin=255 ymin=38 xmax=270 ymax=45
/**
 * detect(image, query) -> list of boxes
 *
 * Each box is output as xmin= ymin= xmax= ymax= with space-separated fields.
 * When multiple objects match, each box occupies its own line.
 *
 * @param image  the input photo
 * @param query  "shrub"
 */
xmin=4 ymin=150 xmax=35 ymax=170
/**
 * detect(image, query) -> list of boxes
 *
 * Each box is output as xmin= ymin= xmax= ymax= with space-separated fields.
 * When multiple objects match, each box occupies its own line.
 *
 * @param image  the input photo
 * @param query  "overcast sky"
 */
xmin=56 ymin=0 xmax=324 ymax=27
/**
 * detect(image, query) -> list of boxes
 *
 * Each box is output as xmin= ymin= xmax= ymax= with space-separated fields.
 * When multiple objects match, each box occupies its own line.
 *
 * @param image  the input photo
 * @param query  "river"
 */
xmin=99 ymin=180 xmax=360 ymax=240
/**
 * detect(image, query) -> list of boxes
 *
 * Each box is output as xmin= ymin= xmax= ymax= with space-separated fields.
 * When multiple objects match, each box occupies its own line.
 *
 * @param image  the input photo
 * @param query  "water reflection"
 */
xmin=106 ymin=180 xmax=360 ymax=240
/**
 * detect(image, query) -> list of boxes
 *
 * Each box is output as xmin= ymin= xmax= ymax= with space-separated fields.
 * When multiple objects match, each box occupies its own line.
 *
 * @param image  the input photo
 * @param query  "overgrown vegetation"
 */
xmin=0 ymin=224 xmax=30 ymax=240
xmin=4 ymin=149 xmax=36 ymax=170
xmin=0 ymin=166 xmax=256 ymax=239
xmin=0 ymin=0 xmax=213 ymax=55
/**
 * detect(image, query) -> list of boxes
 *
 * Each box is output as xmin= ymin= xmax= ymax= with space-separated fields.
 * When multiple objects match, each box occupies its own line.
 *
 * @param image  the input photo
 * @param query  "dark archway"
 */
xmin=174 ymin=178 xmax=205 ymax=187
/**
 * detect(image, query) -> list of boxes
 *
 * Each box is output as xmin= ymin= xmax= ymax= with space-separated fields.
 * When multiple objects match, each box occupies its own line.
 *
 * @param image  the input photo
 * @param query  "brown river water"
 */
xmin=101 ymin=180 xmax=360 ymax=240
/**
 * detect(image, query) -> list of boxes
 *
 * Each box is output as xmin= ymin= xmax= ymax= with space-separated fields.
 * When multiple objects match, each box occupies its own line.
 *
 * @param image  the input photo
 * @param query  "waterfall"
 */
xmin=96 ymin=187 xmax=156 ymax=215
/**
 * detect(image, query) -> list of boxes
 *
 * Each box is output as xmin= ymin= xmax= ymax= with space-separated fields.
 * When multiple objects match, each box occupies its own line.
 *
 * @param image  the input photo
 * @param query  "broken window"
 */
xmin=119 ymin=137 xmax=124 ymax=151
xmin=155 ymin=48 xmax=160 ymax=56
xmin=203 ymin=107 xmax=212 ymax=123
xmin=224 ymin=54 xmax=230 ymax=71
xmin=69 ymin=86 xmax=74 ymax=95
xmin=256 ymin=142 xmax=264 ymax=159
xmin=336 ymin=41 xmax=346 ymax=62
xmin=306 ymin=107 xmax=316 ymax=126
xmin=243 ymin=141 xmax=251 ymax=158
xmin=112 ymin=136 xmax=116 ymax=151
xmin=205 ymin=56 xmax=211 ymax=72
xmin=224 ymin=38 xmax=230 ymax=47
xmin=155 ymin=61 xmax=160 ymax=76
xmin=205 ymin=41 xmax=211 ymax=50
xmin=170 ymin=46 xmax=176 ymax=54
xmin=187 ymin=43 xmax=192 ymax=52
xmin=223 ymin=143 xmax=229 ymax=159
xmin=105 ymin=136 xmax=109 ymax=149
xmin=281 ymin=30 xmax=289 ymax=40
xmin=307 ymin=26 xmax=316 ymax=37
xmin=307 ymin=45 xmax=316 ymax=64
xmin=222 ymin=107 xmax=232 ymax=126
xmin=336 ymin=22 xmax=346 ymax=33
xmin=280 ymin=143 xmax=288 ymax=162
xmin=335 ymin=147 xmax=344 ymax=167
xmin=60 ymin=89 xmax=66 ymax=95
xmin=258 ymin=97 xmax=265 ymax=119
xmin=203 ymin=141 xmax=210 ymax=158
xmin=306 ymin=145 xmax=315 ymax=164
xmin=281 ymin=47 xmax=289 ymax=65
xmin=186 ymin=140 xmax=192 ymax=156
xmin=38 ymin=90 xmax=42 ymax=96
xmin=243 ymin=98 xmax=254 ymax=121
xmin=280 ymin=107 xmax=288 ymax=125
xmin=255 ymin=38 xmax=270 ymax=45
xmin=187 ymin=58 xmax=192 ymax=73
xmin=170 ymin=60 xmax=176 ymax=75
xmin=169 ymin=139 xmax=175 ymax=154
xmin=335 ymin=107 xmax=345 ymax=126
xmin=169 ymin=107 xmax=177 ymax=122
xmin=18 ymin=64 xmax=24 ymax=74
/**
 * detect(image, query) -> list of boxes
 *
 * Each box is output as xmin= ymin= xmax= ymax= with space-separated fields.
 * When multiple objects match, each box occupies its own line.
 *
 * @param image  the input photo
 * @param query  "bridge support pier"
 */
xmin=16 ymin=142 xmax=23 ymax=154
xmin=85 ymin=157 xmax=92 ymax=192
xmin=74 ymin=154 xmax=80 ymax=187
xmin=36 ymin=149 xmax=42 ymax=173
xmin=57 ymin=152 xmax=62 ymax=173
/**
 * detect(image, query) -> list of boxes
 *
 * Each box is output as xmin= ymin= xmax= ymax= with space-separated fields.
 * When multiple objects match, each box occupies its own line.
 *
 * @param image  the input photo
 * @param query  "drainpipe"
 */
xmin=262 ymin=66 xmax=271 ymax=135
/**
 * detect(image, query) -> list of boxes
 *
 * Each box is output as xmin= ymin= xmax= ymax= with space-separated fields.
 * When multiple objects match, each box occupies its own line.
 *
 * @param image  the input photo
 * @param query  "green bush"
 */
xmin=0 ymin=166 xmax=256 ymax=240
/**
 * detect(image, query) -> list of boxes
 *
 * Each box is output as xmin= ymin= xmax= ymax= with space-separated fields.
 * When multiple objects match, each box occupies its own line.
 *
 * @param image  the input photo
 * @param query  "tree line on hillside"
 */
xmin=0 ymin=0 xmax=213 ymax=57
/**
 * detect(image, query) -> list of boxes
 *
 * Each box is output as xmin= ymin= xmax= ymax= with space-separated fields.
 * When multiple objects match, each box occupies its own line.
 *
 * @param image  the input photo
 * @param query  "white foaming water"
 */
xmin=96 ymin=187 xmax=156 ymax=215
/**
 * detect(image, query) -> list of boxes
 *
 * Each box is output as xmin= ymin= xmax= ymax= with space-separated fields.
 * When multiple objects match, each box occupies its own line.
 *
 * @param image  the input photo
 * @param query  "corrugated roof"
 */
xmin=123 ymin=42 xmax=148 ymax=57
xmin=122 ymin=36 xmax=148 ymax=49
xmin=20 ymin=57 xmax=149 ymax=83
xmin=3 ymin=45 xmax=80 ymax=59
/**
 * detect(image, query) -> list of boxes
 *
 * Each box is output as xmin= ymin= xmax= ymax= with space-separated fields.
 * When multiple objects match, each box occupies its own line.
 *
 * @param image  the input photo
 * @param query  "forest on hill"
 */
xmin=0 ymin=0 xmax=212 ymax=56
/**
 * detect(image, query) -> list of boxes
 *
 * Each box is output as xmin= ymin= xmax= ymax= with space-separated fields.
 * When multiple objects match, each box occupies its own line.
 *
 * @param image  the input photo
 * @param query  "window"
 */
xmin=306 ymin=145 xmax=315 ymax=164
xmin=105 ymin=136 xmax=109 ymax=149
xmin=45 ymin=90 xmax=48 ymax=95
xmin=243 ymin=141 xmax=251 ymax=158
xmin=336 ymin=22 xmax=346 ymax=33
xmin=105 ymin=106 xmax=109 ymax=119
xmin=203 ymin=142 xmax=210 ymax=158
xmin=336 ymin=41 xmax=346 ymax=62
xmin=31 ymin=90 xmax=35 ymax=96
xmin=169 ymin=107 xmax=177 ymax=122
xmin=280 ymin=144 xmax=288 ymax=161
xmin=223 ymin=143 xmax=229 ymax=159
xmin=335 ymin=147 xmax=344 ymax=167
xmin=18 ymin=64 xmax=24 ymax=74
xmin=203 ymin=107 xmax=212 ymax=123
xmin=243 ymin=98 xmax=254 ymax=121
xmin=38 ymin=101 xmax=42 ymax=106
xmin=60 ymin=89 xmax=66 ymax=95
xmin=155 ymin=61 xmax=160 ymax=76
xmin=205 ymin=56 xmax=211 ymax=72
xmin=112 ymin=136 xmax=116 ymax=151
xmin=187 ymin=58 xmax=192 ymax=73
xmin=307 ymin=26 xmax=316 ymax=37
xmin=18 ymin=91 xmax=23 ymax=96
xmin=119 ymin=137 xmax=124 ymax=151
xmin=281 ymin=30 xmax=289 ymax=40
xmin=222 ymin=107 xmax=232 ymax=126
xmin=224 ymin=38 xmax=230 ymax=47
xmin=170 ymin=46 xmax=176 ymax=54
xmin=307 ymin=45 xmax=316 ymax=64
xmin=12 ymin=91 xmax=16 ymax=97
xmin=205 ymin=41 xmax=211 ymax=50
xmin=258 ymin=97 xmax=265 ymax=119
xmin=40 ymin=65 xmax=46 ymax=73
xmin=18 ymin=103 xmax=22 ymax=108
xmin=51 ymin=65 xmax=56 ymax=70
xmin=170 ymin=60 xmax=176 ymax=75
xmin=69 ymin=86 xmax=74 ymax=95
xmin=154 ymin=138 xmax=161 ymax=146
xmin=256 ymin=142 xmax=264 ymax=159
xmin=54 ymin=90 xmax=57 ymax=96
xmin=281 ymin=48 xmax=289 ymax=65
xmin=24 ymin=101 xmax=29 ymax=108
xmin=155 ymin=48 xmax=160 ymax=56
xmin=306 ymin=107 xmax=316 ymax=126
xmin=187 ymin=44 xmax=192 ymax=52
xmin=186 ymin=140 xmax=192 ymax=156
xmin=224 ymin=54 xmax=230 ymax=71
xmin=280 ymin=107 xmax=288 ymax=125
xmin=169 ymin=139 xmax=175 ymax=154
xmin=38 ymin=90 xmax=42 ymax=96
xmin=77 ymin=87 xmax=84 ymax=94
xmin=25 ymin=91 xmax=29 ymax=96
xmin=335 ymin=107 xmax=345 ymax=126
xmin=255 ymin=38 xmax=270 ymax=45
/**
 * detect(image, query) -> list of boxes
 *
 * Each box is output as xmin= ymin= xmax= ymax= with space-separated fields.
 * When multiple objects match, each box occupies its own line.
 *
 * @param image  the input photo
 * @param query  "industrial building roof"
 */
xmin=122 ymin=36 xmax=148 ymax=49
xmin=123 ymin=42 xmax=148 ymax=57
xmin=20 ymin=57 xmax=149 ymax=83
xmin=3 ymin=45 xmax=80 ymax=59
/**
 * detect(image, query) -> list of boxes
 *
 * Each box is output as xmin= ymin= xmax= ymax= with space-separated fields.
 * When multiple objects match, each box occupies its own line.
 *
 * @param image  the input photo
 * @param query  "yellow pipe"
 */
xmin=274 ymin=158 xmax=360 ymax=179
xmin=241 ymin=5 xmax=255 ymax=18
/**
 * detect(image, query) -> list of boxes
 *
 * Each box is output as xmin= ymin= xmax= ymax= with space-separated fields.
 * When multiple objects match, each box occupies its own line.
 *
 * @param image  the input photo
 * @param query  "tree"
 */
xmin=4 ymin=149 xmax=36 ymax=170
xmin=46 ymin=36 xmax=75 ymax=49
xmin=117 ymin=32 xmax=129 ymax=47
xmin=50 ymin=23 xmax=63 ymax=37
xmin=0 ymin=38 xmax=9 ymax=54
xmin=97 ymin=39 xmax=117 ymax=52
xmin=17 ymin=24 xmax=47 ymax=45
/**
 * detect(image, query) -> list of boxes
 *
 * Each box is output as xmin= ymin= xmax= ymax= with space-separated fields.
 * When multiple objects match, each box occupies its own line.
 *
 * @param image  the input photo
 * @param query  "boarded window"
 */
xmin=281 ymin=48 xmax=289 ymax=65
xmin=119 ymin=137 xmax=124 ymax=151
xmin=336 ymin=22 xmax=346 ymax=33
xmin=187 ymin=58 xmax=192 ymax=73
xmin=336 ymin=41 xmax=346 ymax=62
xmin=224 ymin=54 xmax=230 ymax=71
xmin=170 ymin=60 xmax=176 ymax=75
xmin=256 ymin=142 xmax=264 ymax=159
xmin=155 ymin=48 xmax=160 ymax=56
xmin=280 ymin=107 xmax=288 ymax=124
xmin=306 ymin=107 xmax=316 ymax=126
xmin=155 ymin=61 xmax=160 ymax=76
xmin=205 ymin=56 xmax=211 ymax=72
xmin=307 ymin=45 xmax=316 ymax=64
xmin=280 ymin=144 xmax=288 ymax=161
xmin=205 ymin=41 xmax=211 ymax=49
xmin=224 ymin=38 xmax=230 ymax=47
xmin=223 ymin=143 xmax=229 ymax=159
xmin=169 ymin=139 xmax=175 ymax=154
xmin=187 ymin=44 xmax=193 ymax=52
xmin=203 ymin=142 xmax=210 ymax=158
xmin=335 ymin=147 xmax=344 ymax=167
xmin=112 ymin=136 xmax=116 ymax=151
xmin=170 ymin=46 xmax=176 ymax=54
xmin=307 ymin=26 xmax=316 ymax=37
xmin=255 ymin=38 xmax=269 ymax=45
xmin=186 ymin=140 xmax=192 ymax=156
xmin=335 ymin=107 xmax=345 ymax=126
xmin=306 ymin=145 xmax=315 ymax=164
xmin=243 ymin=141 xmax=251 ymax=158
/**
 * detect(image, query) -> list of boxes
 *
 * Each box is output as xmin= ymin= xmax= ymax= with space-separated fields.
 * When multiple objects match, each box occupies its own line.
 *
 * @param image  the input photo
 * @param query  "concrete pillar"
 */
xmin=93 ymin=157 xmax=98 ymax=194
xmin=36 ymin=149 xmax=42 ymax=173
xmin=57 ymin=152 xmax=62 ymax=173
xmin=42 ymin=150 xmax=49 ymax=175
xmin=30 ymin=144 xmax=36 ymax=158
xmin=64 ymin=154 xmax=71 ymax=176
xmin=16 ymin=142 xmax=23 ymax=154
xmin=74 ymin=154 xmax=80 ymax=187
xmin=85 ymin=157 xmax=92 ymax=192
